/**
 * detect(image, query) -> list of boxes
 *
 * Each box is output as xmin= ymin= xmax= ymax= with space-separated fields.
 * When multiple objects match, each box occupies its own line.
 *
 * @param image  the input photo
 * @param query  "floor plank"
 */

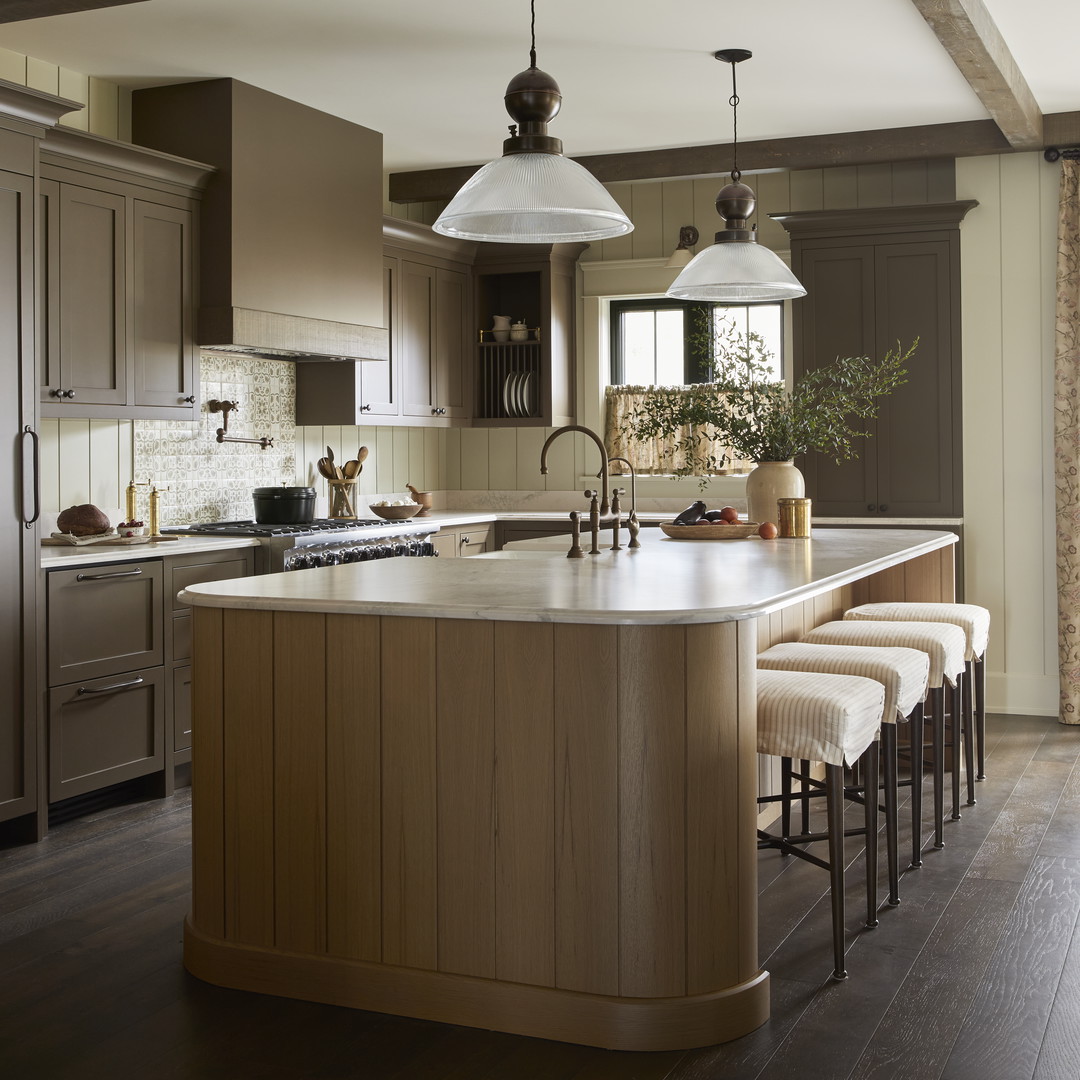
xmin=3 ymin=716 xmax=1080 ymax=1080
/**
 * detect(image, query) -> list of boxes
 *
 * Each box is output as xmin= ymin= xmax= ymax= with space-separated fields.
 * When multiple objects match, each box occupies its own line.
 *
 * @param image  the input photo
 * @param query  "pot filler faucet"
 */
xmin=539 ymin=425 xmax=640 ymax=558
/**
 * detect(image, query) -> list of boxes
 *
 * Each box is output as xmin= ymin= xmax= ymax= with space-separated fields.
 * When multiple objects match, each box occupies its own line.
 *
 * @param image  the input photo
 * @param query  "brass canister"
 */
xmin=777 ymin=497 xmax=812 ymax=538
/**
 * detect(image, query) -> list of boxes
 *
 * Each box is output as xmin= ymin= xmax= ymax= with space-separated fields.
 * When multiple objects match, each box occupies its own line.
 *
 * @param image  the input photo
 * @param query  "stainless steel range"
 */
xmin=163 ymin=518 xmax=439 ymax=573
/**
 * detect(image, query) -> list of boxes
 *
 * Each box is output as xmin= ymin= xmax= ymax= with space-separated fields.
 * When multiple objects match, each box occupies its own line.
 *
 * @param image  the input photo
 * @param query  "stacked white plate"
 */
xmin=501 ymin=371 xmax=536 ymax=418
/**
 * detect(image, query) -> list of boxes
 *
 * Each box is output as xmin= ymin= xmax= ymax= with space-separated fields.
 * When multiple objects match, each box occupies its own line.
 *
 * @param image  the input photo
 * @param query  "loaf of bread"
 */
xmin=56 ymin=504 xmax=111 ymax=536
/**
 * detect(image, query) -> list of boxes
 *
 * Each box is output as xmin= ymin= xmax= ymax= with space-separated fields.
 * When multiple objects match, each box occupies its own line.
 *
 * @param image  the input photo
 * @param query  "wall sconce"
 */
xmin=665 ymin=225 xmax=700 ymax=269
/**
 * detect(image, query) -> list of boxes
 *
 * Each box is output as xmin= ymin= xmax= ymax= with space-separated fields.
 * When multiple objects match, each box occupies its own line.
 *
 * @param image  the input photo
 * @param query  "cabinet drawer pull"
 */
xmin=76 ymin=568 xmax=144 ymax=582
xmin=460 ymin=535 xmax=470 ymax=545
xmin=360 ymin=403 xmax=372 ymax=412
xmin=77 ymin=676 xmax=145 ymax=696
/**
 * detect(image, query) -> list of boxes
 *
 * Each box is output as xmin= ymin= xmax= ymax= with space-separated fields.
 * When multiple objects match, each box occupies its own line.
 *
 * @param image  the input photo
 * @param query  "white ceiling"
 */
xmin=1 ymin=0 xmax=1077 ymax=175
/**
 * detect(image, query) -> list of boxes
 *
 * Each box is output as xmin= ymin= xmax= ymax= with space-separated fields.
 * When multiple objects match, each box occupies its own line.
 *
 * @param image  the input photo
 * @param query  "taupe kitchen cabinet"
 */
xmin=296 ymin=219 xmax=474 ymax=427
xmin=165 ymin=548 xmax=255 ymax=766
xmin=431 ymin=523 xmax=492 ymax=557
xmin=775 ymin=202 xmax=976 ymax=518
xmin=46 ymin=560 xmax=166 ymax=801
xmin=0 ymin=82 xmax=74 ymax=843
xmin=471 ymin=242 xmax=585 ymax=428
xmin=39 ymin=127 xmax=211 ymax=420
xmin=43 ymin=546 xmax=254 ymax=805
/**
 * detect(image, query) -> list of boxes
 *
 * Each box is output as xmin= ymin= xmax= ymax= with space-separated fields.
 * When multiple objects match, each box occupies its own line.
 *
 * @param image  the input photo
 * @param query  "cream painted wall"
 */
xmin=956 ymin=153 xmax=1060 ymax=716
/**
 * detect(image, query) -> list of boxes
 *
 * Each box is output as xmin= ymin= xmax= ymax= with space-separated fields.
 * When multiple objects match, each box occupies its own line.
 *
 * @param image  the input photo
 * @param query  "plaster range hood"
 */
xmin=132 ymin=78 xmax=388 ymax=362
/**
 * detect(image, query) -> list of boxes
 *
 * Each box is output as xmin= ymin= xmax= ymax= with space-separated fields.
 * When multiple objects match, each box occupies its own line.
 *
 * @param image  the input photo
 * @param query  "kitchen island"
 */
xmin=180 ymin=528 xmax=957 ymax=1051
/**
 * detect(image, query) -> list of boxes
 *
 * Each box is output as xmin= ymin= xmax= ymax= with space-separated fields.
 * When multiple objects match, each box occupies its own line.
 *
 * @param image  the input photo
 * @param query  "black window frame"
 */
xmin=609 ymin=298 xmax=783 ymax=386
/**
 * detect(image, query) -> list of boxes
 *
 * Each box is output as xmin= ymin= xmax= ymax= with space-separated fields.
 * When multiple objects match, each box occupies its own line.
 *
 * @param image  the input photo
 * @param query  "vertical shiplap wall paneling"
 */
xmin=598 ymin=183 xmax=635 ymax=263
xmin=540 ymin=425 xmax=577 ymax=492
xmin=515 ymin=427 xmax=547 ymax=491
xmin=392 ymin=427 xmax=411 ymax=490
xmin=754 ymin=172 xmax=790 ymax=253
xmin=58 ymin=420 xmax=91 ymax=510
xmin=661 ymin=180 xmax=695 ymax=259
xmin=57 ymin=69 xmax=89 ymax=131
xmin=789 ymin=169 xmax=824 ymax=211
xmin=957 ymin=153 xmax=1057 ymax=714
xmin=375 ymin=427 xmax=395 ymax=493
xmin=0 ymin=48 xmax=25 ymax=83
xmin=856 ymin=163 xmax=894 ymax=207
xmin=927 ymin=159 xmax=957 ymax=202
xmin=442 ymin=429 xmax=461 ymax=490
xmin=891 ymin=160 xmax=929 ymax=205
xmin=408 ymin=428 xmax=426 ymax=490
xmin=88 ymin=420 xmax=121 ymax=510
xmin=822 ymin=166 xmax=859 ymax=208
xmin=39 ymin=419 xmax=60 ymax=514
xmin=487 ymin=428 xmax=517 ymax=490
xmin=424 ymin=428 xmax=441 ymax=492
xmin=998 ymin=153 xmax=1051 ymax=691
xmin=629 ymin=182 xmax=664 ymax=261
xmin=1040 ymin=158 xmax=1062 ymax=697
xmin=87 ymin=77 xmax=119 ymax=139
xmin=24 ymin=57 xmax=59 ymax=95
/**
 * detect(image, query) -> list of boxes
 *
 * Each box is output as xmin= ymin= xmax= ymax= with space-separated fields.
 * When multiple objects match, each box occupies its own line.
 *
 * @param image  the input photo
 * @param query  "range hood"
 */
xmin=132 ymin=79 xmax=388 ymax=362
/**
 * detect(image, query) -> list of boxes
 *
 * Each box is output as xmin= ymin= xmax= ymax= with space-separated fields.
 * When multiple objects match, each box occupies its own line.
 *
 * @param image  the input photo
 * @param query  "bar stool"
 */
xmin=758 ymin=642 xmax=929 ymax=906
xmin=756 ymin=668 xmax=886 ymax=980
xmin=844 ymin=602 xmax=991 ymax=784
xmin=799 ymin=620 xmax=966 ymax=853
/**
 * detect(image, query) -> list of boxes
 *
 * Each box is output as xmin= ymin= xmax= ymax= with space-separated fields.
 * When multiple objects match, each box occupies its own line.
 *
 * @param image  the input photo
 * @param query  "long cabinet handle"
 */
xmin=76 ymin=568 xmax=144 ymax=582
xmin=77 ymin=676 xmax=145 ymax=696
xmin=22 ymin=426 xmax=40 ymax=527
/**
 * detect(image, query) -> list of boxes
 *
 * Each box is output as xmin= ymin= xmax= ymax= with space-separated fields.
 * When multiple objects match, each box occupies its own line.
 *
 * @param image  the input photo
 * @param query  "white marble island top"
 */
xmin=180 ymin=527 xmax=957 ymax=626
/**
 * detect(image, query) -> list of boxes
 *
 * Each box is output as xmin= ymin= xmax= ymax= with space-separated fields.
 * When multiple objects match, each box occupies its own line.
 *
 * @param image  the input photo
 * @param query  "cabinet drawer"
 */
xmin=172 ymin=612 xmax=192 ymax=661
xmin=47 ymin=561 xmax=163 ymax=686
xmin=170 ymin=554 xmax=252 ymax=611
xmin=48 ymin=667 xmax=165 ymax=801
xmin=173 ymin=664 xmax=192 ymax=752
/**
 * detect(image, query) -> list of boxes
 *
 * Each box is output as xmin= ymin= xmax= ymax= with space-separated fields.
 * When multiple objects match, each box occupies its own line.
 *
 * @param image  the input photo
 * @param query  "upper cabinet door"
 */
xmin=358 ymin=255 xmax=401 ymax=417
xmin=132 ymin=200 xmax=197 ymax=409
xmin=56 ymin=183 xmax=127 ymax=407
xmin=399 ymin=259 xmax=437 ymax=419
xmin=434 ymin=267 xmax=468 ymax=418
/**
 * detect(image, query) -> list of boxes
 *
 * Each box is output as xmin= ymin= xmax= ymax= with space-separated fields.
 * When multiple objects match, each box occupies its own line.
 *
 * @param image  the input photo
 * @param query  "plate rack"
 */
xmin=477 ymin=341 xmax=541 ymax=420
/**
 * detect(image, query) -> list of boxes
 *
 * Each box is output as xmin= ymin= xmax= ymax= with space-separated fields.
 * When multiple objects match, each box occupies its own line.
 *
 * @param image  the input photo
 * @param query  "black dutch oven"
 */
xmin=252 ymin=486 xmax=316 ymax=525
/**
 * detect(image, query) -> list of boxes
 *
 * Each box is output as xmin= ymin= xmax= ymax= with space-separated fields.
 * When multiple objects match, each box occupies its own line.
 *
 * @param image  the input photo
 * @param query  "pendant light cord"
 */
xmin=529 ymin=0 xmax=537 ymax=70
xmin=729 ymin=61 xmax=740 ymax=183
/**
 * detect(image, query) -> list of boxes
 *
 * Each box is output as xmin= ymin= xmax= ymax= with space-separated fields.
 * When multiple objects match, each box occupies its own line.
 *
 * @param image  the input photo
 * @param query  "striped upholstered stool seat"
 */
xmin=800 ymin=620 xmax=966 ymax=852
xmin=758 ymin=642 xmax=930 ymax=902
xmin=844 ymin=602 xmax=991 ymax=784
xmin=756 ymin=668 xmax=887 ymax=980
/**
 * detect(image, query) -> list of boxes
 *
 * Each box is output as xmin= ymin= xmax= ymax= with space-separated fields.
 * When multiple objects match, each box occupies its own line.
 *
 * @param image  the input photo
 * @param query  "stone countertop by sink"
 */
xmin=180 ymin=527 xmax=957 ymax=626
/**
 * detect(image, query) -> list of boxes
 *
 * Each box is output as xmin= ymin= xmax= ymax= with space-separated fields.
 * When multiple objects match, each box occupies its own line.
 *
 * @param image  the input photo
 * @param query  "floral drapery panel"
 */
xmin=1055 ymin=159 xmax=1080 ymax=724
xmin=603 ymin=385 xmax=752 ymax=476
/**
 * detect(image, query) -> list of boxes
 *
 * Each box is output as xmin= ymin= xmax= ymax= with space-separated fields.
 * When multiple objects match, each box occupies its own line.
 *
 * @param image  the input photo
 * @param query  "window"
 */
xmin=609 ymin=298 xmax=783 ymax=385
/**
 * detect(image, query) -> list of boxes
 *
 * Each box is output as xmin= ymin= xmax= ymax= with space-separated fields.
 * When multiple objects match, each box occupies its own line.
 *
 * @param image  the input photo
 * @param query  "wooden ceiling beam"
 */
xmin=910 ymin=0 xmax=1043 ymax=149
xmin=0 ymin=0 xmax=148 ymax=23
xmin=389 ymin=119 xmax=1013 ymax=204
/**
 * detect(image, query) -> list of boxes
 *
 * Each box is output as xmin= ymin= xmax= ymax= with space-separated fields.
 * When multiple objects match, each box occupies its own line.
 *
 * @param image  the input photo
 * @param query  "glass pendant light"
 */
xmin=667 ymin=50 xmax=806 ymax=302
xmin=432 ymin=0 xmax=633 ymax=244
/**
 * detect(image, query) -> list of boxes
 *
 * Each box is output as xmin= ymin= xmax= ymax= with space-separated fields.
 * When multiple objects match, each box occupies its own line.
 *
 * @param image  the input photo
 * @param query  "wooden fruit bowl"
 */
xmin=369 ymin=503 xmax=421 ymax=521
xmin=660 ymin=521 xmax=760 ymax=540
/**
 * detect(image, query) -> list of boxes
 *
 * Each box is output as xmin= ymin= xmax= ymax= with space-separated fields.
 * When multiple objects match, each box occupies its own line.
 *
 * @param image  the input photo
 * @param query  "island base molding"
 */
xmin=184 ymin=918 xmax=771 ymax=1051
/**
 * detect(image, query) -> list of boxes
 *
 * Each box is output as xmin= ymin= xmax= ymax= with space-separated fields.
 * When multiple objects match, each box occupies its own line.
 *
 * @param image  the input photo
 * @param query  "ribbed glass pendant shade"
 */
xmin=667 ymin=241 xmax=807 ymax=302
xmin=433 ymin=152 xmax=633 ymax=243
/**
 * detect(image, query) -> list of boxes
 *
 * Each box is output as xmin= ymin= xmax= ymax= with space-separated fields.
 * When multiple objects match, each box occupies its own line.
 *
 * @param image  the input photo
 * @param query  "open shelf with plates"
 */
xmin=472 ymin=243 xmax=586 ymax=428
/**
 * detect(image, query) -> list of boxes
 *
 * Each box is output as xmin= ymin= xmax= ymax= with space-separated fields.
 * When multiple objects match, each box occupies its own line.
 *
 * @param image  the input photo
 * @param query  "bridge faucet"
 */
xmin=539 ymin=425 xmax=610 ymax=516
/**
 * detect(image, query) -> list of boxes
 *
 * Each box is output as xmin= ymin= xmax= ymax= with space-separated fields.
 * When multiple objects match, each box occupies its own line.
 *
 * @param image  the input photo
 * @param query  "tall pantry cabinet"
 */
xmin=0 ymin=83 xmax=77 ymax=843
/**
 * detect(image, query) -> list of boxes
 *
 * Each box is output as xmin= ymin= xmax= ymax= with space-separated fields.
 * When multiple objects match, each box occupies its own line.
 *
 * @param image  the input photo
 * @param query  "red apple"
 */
xmin=758 ymin=521 xmax=778 ymax=539
xmin=719 ymin=506 xmax=740 ymax=523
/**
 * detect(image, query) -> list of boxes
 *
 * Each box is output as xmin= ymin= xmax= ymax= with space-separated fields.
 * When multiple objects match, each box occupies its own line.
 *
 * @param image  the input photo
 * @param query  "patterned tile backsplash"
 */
xmin=133 ymin=353 xmax=297 ymax=525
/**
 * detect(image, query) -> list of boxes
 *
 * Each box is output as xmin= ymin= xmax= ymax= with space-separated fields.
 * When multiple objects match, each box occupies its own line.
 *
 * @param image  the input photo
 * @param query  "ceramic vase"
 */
xmin=491 ymin=314 xmax=511 ymax=342
xmin=746 ymin=460 xmax=805 ymax=526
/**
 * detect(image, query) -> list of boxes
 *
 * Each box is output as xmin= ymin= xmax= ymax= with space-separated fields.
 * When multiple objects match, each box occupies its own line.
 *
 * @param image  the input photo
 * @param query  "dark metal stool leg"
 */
xmin=931 ymin=687 xmax=945 ymax=849
xmin=975 ymin=656 xmax=987 ymax=780
xmin=781 ymin=756 xmax=792 ymax=848
xmin=910 ymin=702 xmax=924 ymax=868
xmin=800 ymin=758 xmax=811 ymax=835
xmin=882 ymin=726 xmax=899 ymax=905
xmin=826 ymin=764 xmax=848 ymax=980
xmin=864 ymin=744 xmax=880 ymax=927
xmin=962 ymin=667 xmax=976 ymax=806
xmin=951 ymin=681 xmax=963 ymax=821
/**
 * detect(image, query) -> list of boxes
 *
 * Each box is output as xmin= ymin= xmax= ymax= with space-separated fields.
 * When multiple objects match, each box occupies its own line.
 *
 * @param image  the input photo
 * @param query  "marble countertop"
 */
xmin=40 ymin=535 xmax=260 ymax=570
xmin=180 ymin=527 xmax=957 ymax=626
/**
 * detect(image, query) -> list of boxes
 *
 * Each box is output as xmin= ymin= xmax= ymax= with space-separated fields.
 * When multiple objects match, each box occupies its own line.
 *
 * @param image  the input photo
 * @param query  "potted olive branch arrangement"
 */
xmin=620 ymin=315 xmax=917 ymax=521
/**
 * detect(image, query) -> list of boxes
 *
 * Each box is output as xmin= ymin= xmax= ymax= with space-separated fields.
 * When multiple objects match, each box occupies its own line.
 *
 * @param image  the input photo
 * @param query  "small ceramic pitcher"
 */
xmin=491 ymin=315 xmax=511 ymax=342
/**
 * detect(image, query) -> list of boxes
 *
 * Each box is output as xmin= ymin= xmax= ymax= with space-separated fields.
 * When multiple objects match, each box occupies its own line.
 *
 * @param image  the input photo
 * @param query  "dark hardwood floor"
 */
xmin=2 ymin=714 xmax=1079 ymax=1080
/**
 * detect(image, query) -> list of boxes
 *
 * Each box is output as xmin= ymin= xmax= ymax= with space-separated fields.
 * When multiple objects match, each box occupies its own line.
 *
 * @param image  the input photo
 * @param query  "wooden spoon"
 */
xmin=317 ymin=457 xmax=336 ymax=481
xmin=343 ymin=459 xmax=360 ymax=480
xmin=357 ymin=446 xmax=369 ymax=463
